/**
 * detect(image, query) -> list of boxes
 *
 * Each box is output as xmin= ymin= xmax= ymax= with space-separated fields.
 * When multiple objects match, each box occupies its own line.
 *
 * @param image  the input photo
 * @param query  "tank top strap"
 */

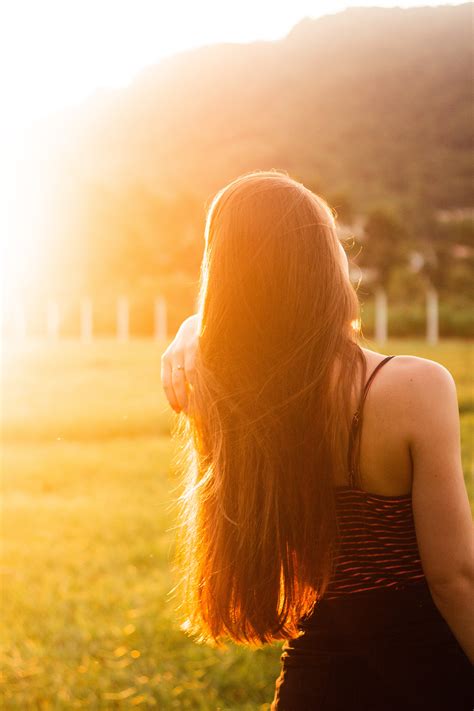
xmin=347 ymin=355 xmax=397 ymax=487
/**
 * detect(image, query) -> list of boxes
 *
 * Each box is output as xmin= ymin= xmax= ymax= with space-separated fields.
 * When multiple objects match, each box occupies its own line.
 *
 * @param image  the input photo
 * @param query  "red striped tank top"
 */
xmin=323 ymin=355 xmax=426 ymax=599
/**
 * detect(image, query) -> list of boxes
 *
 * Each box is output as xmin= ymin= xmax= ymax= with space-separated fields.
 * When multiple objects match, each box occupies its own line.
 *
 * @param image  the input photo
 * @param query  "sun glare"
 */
xmin=1 ymin=145 xmax=53 ymax=304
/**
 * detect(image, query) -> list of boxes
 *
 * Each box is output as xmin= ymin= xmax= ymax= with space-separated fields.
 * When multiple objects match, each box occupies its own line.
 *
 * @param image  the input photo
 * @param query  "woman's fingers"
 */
xmin=171 ymin=365 xmax=188 ymax=412
xmin=183 ymin=349 xmax=196 ymax=386
xmin=160 ymin=314 xmax=200 ymax=414
xmin=161 ymin=353 xmax=182 ymax=413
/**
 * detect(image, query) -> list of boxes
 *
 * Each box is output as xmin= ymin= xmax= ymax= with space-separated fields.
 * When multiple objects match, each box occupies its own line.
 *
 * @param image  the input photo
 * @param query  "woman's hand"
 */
xmin=160 ymin=314 xmax=200 ymax=414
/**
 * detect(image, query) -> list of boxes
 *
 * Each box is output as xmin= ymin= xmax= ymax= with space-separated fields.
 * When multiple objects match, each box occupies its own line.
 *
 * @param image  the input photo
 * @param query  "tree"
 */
xmin=358 ymin=207 xmax=409 ymax=287
xmin=402 ymin=208 xmax=472 ymax=295
xmin=355 ymin=207 xmax=409 ymax=342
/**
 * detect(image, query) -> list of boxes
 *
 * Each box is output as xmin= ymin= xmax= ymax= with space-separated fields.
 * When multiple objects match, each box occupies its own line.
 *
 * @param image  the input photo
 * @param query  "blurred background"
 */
xmin=1 ymin=1 xmax=473 ymax=708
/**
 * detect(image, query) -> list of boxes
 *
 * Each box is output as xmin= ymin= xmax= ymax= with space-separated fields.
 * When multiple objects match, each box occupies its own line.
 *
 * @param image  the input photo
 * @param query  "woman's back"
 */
xmin=336 ymin=347 xmax=473 ymax=594
xmin=323 ymin=353 xmax=422 ymax=597
xmin=333 ymin=347 xmax=414 ymax=497
xmin=273 ymin=349 xmax=474 ymax=709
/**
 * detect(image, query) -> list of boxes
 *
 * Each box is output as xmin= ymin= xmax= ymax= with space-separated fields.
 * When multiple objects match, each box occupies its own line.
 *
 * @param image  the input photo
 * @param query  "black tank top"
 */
xmin=324 ymin=355 xmax=426 ymax=599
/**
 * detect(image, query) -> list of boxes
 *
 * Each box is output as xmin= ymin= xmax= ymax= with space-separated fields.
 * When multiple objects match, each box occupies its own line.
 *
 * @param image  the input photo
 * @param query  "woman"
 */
xmin=160 ymin=169 xmax=473 ymax=709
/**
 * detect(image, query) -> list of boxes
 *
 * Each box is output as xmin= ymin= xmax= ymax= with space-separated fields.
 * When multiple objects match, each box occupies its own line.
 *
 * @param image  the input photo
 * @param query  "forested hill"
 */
xmin=39 ymin=2 xmax=472 ymax=211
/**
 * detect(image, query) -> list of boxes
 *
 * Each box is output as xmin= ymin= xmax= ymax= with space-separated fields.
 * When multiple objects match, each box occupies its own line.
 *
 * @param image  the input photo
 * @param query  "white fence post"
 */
xmin=426 ymin=287 xmax=439 ymax=346
xmin=374 ymin=286 xmax=388 ymax=344
xmin=46 ymin=300 xmax=60 ymax=339
xmin=80 ymin=298 xmax=93 ymax=343
xmin=117 ymin=296 xmax=129 ymax=342
xmin=154 ymin=297 xmax=167 ymax=342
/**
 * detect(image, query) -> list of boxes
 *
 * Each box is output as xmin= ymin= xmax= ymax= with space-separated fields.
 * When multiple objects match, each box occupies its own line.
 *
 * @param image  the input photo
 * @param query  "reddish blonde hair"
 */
xmin=171 ymin=169 xmax=365 ymax=647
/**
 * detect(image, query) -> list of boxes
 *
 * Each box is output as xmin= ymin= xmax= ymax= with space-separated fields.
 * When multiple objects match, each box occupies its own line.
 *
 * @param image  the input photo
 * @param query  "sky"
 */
xmin=1 ymin=0 xmax=467 ymax=132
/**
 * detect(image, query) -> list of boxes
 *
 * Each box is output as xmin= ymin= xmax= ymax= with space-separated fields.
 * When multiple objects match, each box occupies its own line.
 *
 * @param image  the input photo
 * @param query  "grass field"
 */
xmin=1 ymin=338 xmax=473 ymax=709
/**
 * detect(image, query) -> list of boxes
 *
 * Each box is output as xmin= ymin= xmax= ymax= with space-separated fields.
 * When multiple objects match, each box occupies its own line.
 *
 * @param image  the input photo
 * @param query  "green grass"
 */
xmin=1 ymin=338 xmax=473 ymax=709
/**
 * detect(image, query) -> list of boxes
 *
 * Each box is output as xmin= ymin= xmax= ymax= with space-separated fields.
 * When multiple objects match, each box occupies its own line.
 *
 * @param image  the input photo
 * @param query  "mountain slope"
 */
xmin=34 ymin=2 xmax=472 ymax=210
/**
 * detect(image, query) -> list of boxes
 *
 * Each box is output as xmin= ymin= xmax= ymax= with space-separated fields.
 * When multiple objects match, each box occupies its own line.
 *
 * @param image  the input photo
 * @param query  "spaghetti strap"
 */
xmin=347 ymin=355 xmax=397 ymax=487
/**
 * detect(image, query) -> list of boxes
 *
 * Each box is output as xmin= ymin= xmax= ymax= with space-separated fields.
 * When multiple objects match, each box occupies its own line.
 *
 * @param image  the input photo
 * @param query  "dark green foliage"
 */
xmin=358 ymin=208 xmax=409 ymax=286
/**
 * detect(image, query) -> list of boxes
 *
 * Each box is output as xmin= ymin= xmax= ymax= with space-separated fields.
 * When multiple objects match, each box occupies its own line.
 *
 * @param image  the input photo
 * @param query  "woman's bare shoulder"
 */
xmin=358 ymin=347 xmax=457 ymax=428
xmin=387 ymin=352 xmax=456 ymax=395
xmin=360 ymin=347 xmax=455 ymax=385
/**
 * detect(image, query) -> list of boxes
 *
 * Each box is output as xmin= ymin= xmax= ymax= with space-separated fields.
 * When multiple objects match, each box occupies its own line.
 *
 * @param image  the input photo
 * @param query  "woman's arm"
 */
xmin=429 ymin=579 xmax=474 ymax=665
xmin=406 ymin=358 xmax=474 ymax=663
xmin=160 ymin=314 xmax=199 ymax=413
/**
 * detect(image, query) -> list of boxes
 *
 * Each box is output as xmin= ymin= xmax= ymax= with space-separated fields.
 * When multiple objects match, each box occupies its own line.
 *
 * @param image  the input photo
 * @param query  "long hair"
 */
xmin=170 ymin=169 xmax=366 ymax=647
